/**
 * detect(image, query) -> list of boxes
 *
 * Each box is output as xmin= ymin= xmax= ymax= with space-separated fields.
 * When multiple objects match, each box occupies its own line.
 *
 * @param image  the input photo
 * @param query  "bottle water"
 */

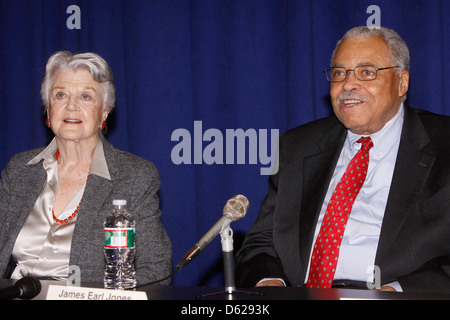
xmin=104 ymin=199 xmax=137 ymax=290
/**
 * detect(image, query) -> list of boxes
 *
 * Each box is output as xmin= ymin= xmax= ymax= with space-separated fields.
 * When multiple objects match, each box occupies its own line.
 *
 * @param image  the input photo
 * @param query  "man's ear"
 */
xmin=398 ymin=70 xmax=409 ymax=98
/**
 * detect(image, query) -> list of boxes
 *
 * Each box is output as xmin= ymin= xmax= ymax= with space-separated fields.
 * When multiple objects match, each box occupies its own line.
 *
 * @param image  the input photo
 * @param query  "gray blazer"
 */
xmin=0 ymin=135 xmax=172 ymax=285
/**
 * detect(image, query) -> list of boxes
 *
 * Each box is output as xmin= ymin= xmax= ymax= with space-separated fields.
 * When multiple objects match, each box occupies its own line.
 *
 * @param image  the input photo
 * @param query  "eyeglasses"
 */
xmin=324 ymin=66 xmax=400 ymax=82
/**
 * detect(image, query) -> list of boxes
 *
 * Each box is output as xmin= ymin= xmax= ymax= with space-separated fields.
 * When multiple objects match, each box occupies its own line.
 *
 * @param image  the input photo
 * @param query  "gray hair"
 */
xmin=41 ymin=51 xmax=116 ymax=113
xmin=331 ymin=26 xmax=410 ymax=73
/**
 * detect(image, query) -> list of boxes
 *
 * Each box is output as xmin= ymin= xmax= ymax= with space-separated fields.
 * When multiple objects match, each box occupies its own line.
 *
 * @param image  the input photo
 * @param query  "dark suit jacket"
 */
xmin=0 ymin=134 xmax=172 ymax=285
xmin=236 ymin=106 xmax=450 ymax=293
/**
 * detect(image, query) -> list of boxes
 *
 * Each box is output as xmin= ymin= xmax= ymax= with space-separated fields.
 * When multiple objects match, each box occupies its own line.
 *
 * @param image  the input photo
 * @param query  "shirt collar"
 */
xmin=346 ymin=102 xmax=405 ymax=158
xmin=26 ymin=137 xmax=111 ymax=180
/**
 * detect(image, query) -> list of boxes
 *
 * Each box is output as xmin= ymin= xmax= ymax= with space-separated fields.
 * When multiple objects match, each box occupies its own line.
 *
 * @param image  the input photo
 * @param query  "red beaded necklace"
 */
xmin=52 ymin=202 xmax=81 ymax=225
xmin=52 ymin=149 xmax=84 ymax=225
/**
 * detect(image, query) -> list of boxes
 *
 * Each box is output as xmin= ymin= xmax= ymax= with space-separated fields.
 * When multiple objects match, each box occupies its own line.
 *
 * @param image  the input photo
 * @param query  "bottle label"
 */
xmin=104 ymin=228 xmax=135 ymax=248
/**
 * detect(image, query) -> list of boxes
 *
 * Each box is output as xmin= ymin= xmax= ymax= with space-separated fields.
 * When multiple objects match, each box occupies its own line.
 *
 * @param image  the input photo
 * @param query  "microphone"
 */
xmin=0 ymin=277 xmax=41 ymax=300
xmin=175 ymin=195 xmax=249 ymax=271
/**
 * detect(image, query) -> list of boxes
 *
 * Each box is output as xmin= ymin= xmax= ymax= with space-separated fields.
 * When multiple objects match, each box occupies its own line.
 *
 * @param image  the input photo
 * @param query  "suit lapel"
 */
xmin=18 ymin=164 xmax=47 ymax=220
xmin=8 ymin=163 xmax=46 ymax=238
xmin=69 ymin=138 xmax=116 ymax=264
xmin=298 ymin=122 xmax=346 ymax=278
xmin=375 ymin=107 xmax=435 ymax=269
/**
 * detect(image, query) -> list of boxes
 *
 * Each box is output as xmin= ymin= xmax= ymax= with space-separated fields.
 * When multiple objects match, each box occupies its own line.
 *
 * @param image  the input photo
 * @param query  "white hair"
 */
xmin=41 ymin=51 xmax=116 ymax=113
xmin=332 ymin=26 xmax=410 ymax=73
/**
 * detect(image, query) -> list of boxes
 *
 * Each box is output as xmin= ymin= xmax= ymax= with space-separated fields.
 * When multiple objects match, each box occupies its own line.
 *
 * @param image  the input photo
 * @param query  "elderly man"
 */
xmin=235 ymin=26 xmax=450 ymax=293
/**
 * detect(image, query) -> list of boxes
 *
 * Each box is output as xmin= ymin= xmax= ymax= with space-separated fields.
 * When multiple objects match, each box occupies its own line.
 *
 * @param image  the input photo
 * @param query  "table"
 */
xmin=1 ymin=279 xmax=450 ymax=300
xmin=141 ymin=284 xmax=450 ymax=300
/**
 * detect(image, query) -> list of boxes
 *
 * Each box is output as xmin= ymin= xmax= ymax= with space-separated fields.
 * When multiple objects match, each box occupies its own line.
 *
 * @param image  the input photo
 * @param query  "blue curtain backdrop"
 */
xmin=1 ymin=0 xmax=449 ymax=286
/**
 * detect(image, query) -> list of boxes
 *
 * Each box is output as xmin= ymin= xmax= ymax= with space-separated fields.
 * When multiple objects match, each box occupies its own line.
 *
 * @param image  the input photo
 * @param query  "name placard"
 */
xmin=46 ymin=285 xmax=148 ymax=300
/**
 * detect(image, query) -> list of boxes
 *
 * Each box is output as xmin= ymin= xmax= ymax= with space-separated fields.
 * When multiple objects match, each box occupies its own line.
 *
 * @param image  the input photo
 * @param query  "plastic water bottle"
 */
xmin=104 ymin=199 xmax=137 ymax=290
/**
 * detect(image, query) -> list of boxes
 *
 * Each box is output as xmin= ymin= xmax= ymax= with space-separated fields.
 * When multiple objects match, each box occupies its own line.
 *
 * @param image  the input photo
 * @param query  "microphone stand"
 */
xmin=197 ymin=226 xmax=263 ymax=299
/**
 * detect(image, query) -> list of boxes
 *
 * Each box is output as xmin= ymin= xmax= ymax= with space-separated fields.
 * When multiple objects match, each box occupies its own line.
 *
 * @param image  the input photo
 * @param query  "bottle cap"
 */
xmin=113 ymin=199 xmax=127 ymax=206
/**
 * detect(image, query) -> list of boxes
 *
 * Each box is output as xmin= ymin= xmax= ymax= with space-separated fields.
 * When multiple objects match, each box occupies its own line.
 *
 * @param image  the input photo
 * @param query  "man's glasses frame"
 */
xmin=324 ymin=65 xmax=400 ymax=82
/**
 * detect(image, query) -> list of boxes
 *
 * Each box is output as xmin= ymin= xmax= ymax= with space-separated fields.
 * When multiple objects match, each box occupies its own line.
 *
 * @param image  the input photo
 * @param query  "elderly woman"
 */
xmin=0 ymin=51 xmax=172 ymax=286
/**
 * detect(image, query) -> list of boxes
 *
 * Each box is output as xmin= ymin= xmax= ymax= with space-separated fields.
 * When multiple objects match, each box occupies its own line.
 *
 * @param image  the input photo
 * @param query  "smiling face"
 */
xmin=330 ymin=36 xmax=409 ymax=135
xmin=48 ymin=68 xmax=108 ymax=142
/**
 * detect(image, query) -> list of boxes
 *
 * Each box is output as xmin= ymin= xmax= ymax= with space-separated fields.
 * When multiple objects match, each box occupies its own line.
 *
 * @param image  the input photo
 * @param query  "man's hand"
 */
xmin=375 ymin=285 xmax=397 ymax=292
xmin=255 ymin=280 xmax=397 ymax=291
xmin=255 ymin=279 xmax=285 ymax=287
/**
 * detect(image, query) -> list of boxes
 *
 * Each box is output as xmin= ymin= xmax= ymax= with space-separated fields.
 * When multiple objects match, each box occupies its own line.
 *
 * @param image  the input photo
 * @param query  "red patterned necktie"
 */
xmin=306 ymin=136 xmax=373 ymax=288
